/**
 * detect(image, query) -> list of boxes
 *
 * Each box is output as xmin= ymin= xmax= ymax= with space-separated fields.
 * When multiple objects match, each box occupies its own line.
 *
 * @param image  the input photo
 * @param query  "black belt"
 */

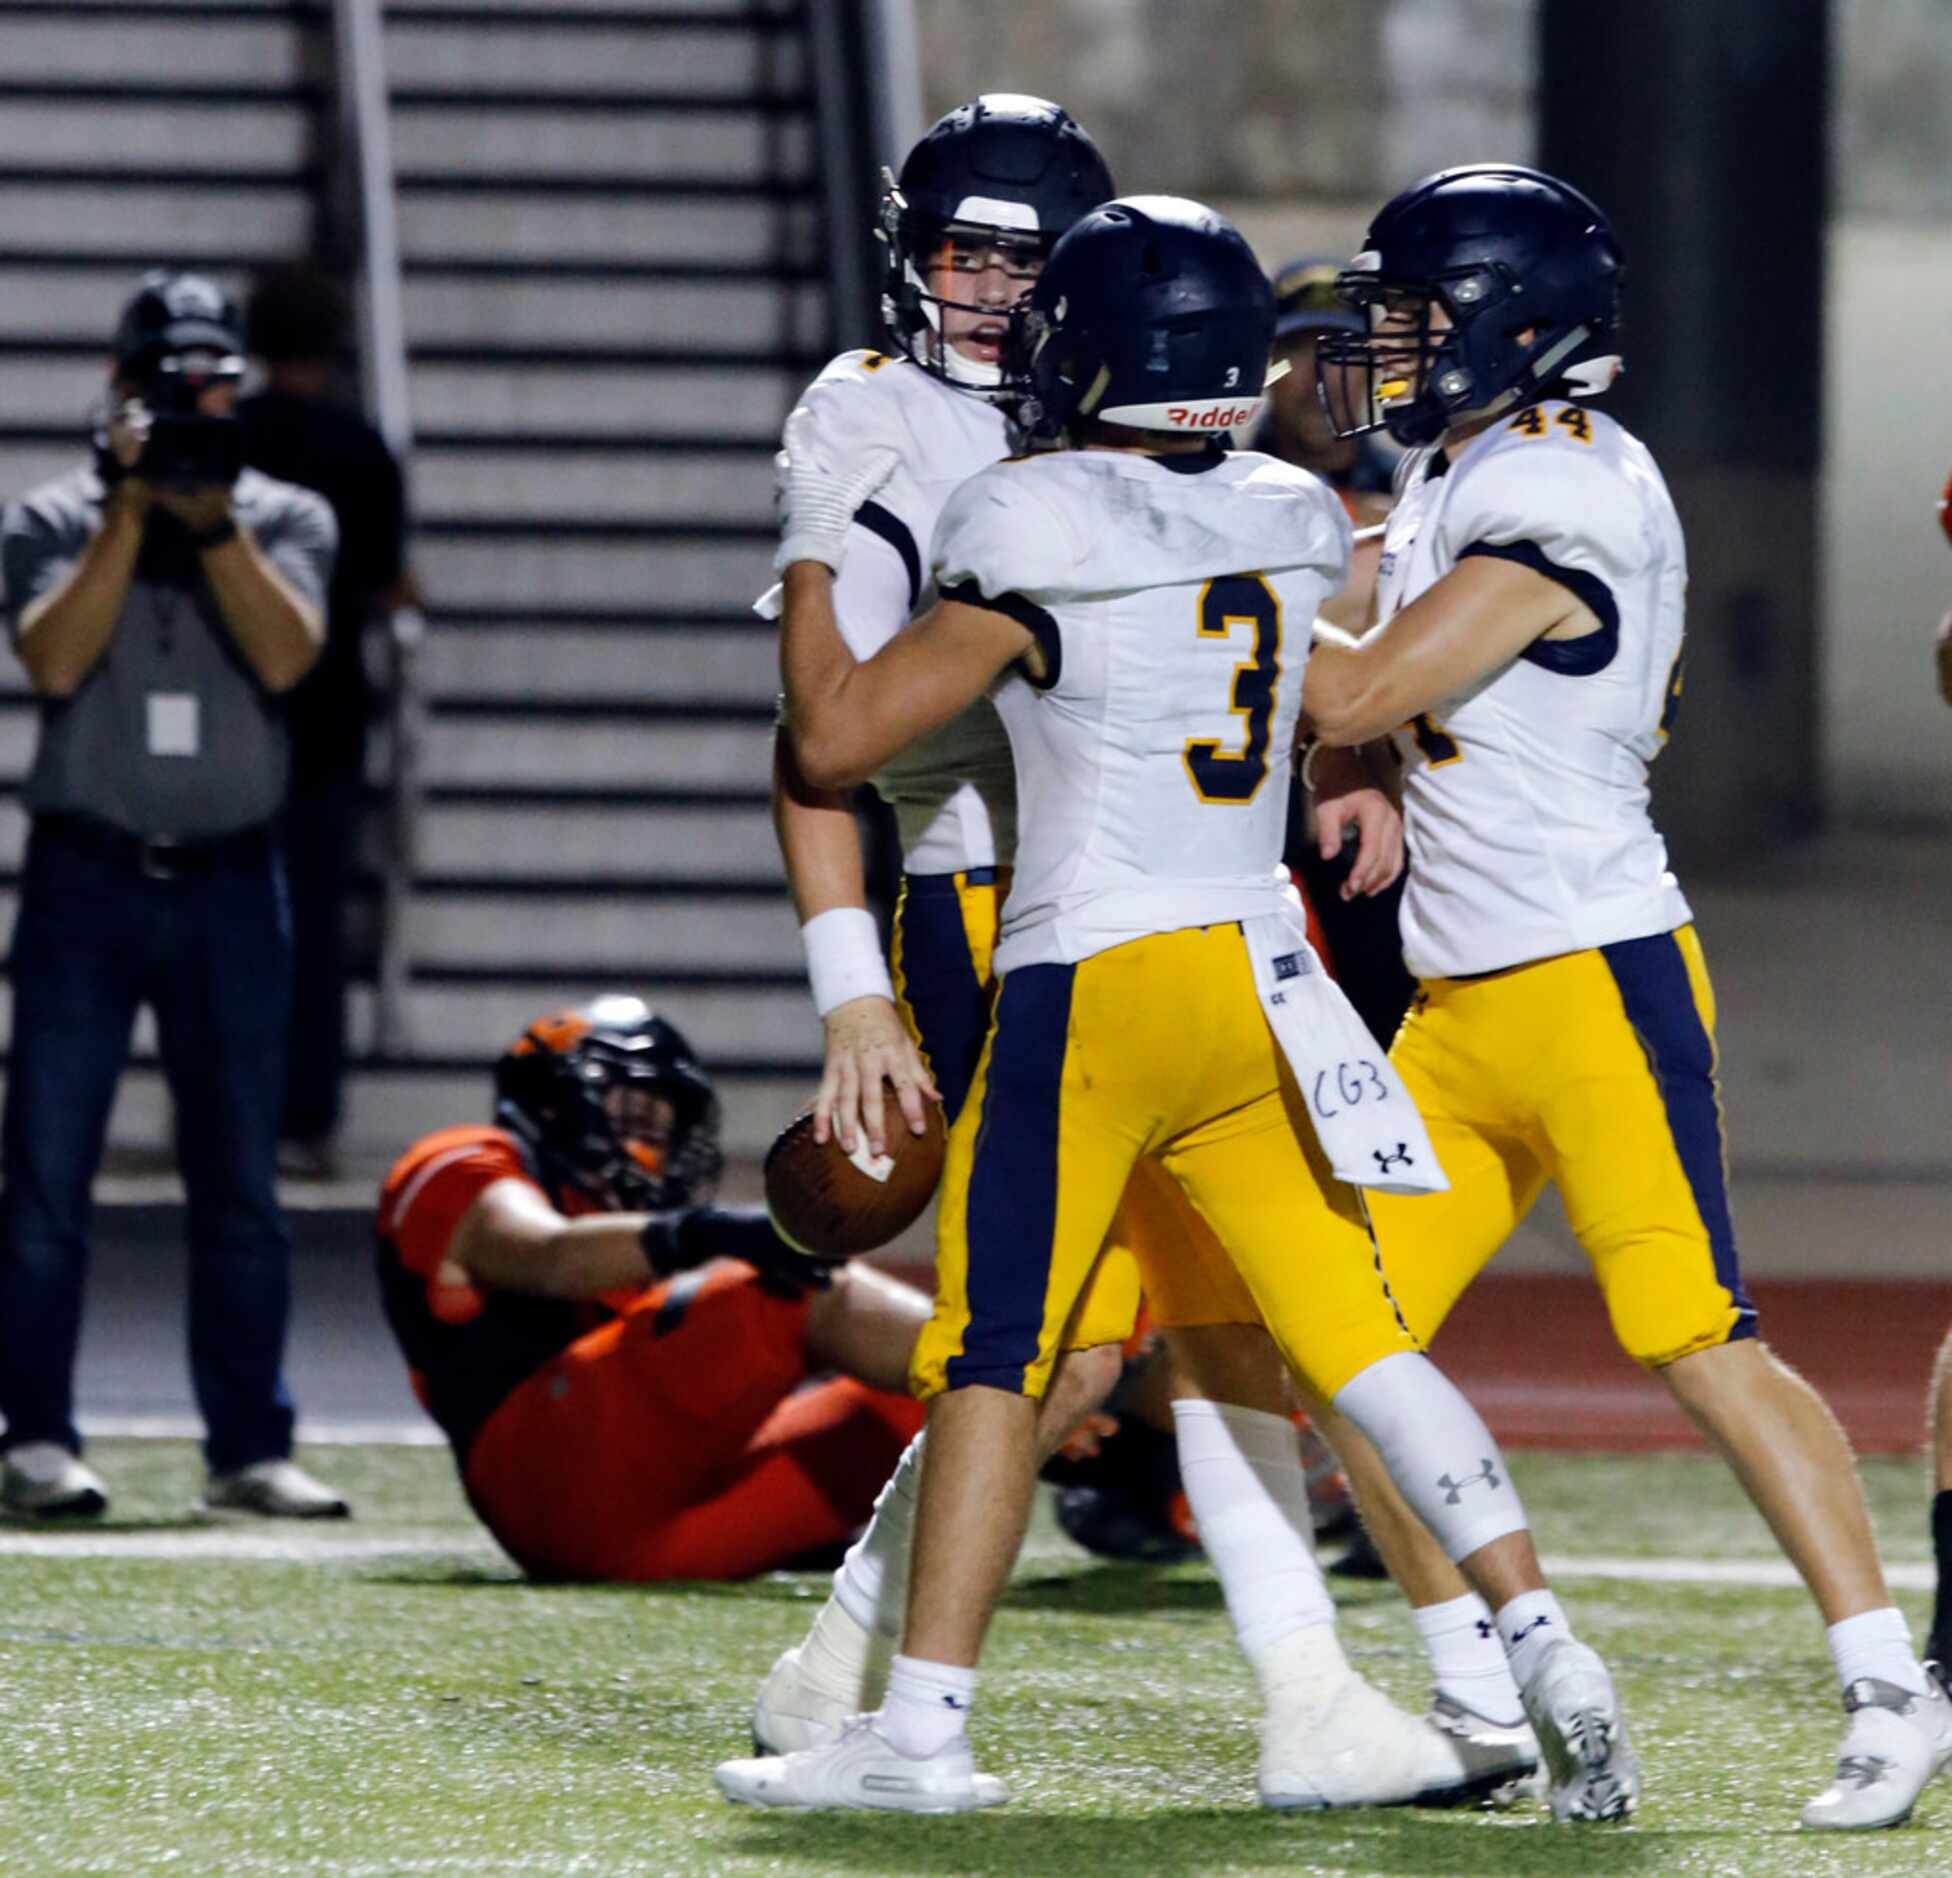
xmin=35 ymin=813 xmax=275 ymax=880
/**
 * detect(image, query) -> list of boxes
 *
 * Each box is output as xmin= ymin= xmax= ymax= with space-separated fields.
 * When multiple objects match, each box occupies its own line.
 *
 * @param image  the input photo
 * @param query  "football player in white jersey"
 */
xmin=754 ymin=99 xmax=1535 ymax=1812
xmin=717 ymin=195 xmax=1639 ymax=1823
xmin=1298 ymin=163 xmax=1952 ymax=1832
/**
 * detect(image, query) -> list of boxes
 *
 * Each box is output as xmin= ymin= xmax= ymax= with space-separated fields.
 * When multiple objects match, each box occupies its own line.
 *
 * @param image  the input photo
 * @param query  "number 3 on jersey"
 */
xmin=1183 ymin=574 xmax=1282 ymax=804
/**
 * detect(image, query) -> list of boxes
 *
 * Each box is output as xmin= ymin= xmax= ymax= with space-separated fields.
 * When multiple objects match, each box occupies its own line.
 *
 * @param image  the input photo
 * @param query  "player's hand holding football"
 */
xmin=1307 ymin=742 xmax=1405 ymax=899
xmin=815 ymin=994 xmax=939 ymax=1159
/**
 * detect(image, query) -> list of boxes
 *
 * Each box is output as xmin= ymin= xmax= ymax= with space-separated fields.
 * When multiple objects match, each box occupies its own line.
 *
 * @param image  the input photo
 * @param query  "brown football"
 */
xmin=763 ymin=1092 xmax=948 ymax=1259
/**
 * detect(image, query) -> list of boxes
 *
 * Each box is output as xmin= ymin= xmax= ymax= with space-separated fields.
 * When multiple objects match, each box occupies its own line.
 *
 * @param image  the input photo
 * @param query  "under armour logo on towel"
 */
xmin=1273 ymin=951 xmax=1310 ymax=982
xmin=1373 ymin=1143 xmax=1414 ymax=1173
xmin=1438 ymin=1460 xmax=1501 ymax=1504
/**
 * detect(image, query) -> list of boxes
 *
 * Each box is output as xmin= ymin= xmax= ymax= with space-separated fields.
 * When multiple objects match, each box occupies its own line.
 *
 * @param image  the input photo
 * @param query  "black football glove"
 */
xmin=639 ymin=1205 xmax=834 ymax=1300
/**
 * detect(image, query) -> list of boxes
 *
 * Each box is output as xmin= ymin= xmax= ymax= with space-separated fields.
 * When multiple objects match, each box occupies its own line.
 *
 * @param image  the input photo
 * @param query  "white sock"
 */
xmin=1828 ymin=1606 xmax=1928 ymax=1697
xmin=880 ymin=1653 xmax=976 ymax=1759
xmin=1415 ymin=1593 xmax=1525 ymax=1725
xmin=784 ymin=1432 xmax=923 ymax=1711
xmin=832 ymin=1430 xmax=924 ymax=1639
xmin=1171 ymin=1399 xmax=1337 ymax=1681
xmin=1495 ymin=1589 xmax=1570 ymax=1690
xmin=1330 ymin=1353 xmax=1529 ymax=1562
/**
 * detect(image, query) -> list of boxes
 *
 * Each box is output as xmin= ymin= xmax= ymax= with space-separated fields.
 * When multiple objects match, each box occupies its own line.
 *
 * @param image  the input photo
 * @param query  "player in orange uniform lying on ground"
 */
xmin=374 ymin=996 xmax=928 ymax=1581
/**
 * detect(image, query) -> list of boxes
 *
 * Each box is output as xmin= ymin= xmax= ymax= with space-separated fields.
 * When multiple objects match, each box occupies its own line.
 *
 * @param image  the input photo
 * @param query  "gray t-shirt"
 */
xmin=2 ymin=466 xmax=337 ymax=838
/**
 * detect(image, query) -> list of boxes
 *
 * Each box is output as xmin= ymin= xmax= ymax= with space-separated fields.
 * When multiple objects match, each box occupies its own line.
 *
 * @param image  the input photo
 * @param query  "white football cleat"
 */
xmin=1518 ymin=1638 xmax=1639 ymax=1822
xmin=1 ymin=1442 xmax=108 ymax=1518
xmin=752 ymin=1643 xmax=860 ymax=1755
xmin=1260 ymin=1667 xmax=1511 ymax=1810
xmin=1802 ymin=1674 xmax=1952 ymax=1831
xmin=201 ymin=1459 xmax=350 ymax=1519
xmin=1419 ymin=1692 xmax=1545 ymax=1805
xmin=715 ymin=1715 xmax=1008 ymax=1814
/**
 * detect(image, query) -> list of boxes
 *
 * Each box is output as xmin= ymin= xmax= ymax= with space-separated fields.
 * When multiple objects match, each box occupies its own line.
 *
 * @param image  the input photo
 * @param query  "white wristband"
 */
xmin=802 ymin=906 xmax=896 ymax=1018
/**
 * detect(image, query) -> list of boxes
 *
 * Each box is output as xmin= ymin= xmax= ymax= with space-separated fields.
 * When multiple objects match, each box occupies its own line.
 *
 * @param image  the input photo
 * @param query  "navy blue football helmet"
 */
xmin=1004 ymin=195 xmax=1275 ymax=444
xmin=1317 ymin=164 xmax=1624 ymax=447
xmin=878 ymin=93 xmax=1114 ymax=396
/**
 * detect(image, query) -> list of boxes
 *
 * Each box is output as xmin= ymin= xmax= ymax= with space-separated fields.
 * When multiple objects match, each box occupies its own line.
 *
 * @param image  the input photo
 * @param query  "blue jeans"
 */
xmin=0 ymin=821 xmax=297 ymax=1471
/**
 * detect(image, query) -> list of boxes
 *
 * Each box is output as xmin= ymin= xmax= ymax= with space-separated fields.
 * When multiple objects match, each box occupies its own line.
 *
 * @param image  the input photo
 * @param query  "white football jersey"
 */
xmin=932 ymin=446 xmax=1352 ymax=974
xmin=759 ymin=349 xmax=1016 ymax=874
xmin=1374 ymin=399 xmax=1693 ymax=980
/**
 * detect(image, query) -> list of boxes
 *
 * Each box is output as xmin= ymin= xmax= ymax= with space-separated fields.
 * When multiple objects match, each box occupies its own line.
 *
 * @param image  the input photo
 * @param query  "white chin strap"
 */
xmin=1562 ymin=353 xmax=1623 ymax=396
xmin=907 ymin=261 xmax=1004 ymax=389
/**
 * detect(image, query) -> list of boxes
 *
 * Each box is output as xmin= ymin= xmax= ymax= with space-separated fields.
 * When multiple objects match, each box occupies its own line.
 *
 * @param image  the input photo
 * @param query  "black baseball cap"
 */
xmin=1270 ymin=256 xmax=1364 ymax=341
xmin=112 ymin=271 xmax=245 ymax=371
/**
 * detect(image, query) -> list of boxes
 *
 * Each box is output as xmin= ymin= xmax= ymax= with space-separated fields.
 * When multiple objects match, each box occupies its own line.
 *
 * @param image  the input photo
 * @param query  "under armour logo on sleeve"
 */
xmin=1437 ymin=1460 xmax=1501 ymax=1504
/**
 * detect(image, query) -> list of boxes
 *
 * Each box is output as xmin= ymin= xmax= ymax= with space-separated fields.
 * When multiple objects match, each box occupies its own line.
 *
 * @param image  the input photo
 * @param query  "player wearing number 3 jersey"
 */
xmin=1302 ymin=162 xmax=1951 ymax=1833
xmin=719 ymin=194 xmax=1640 ymax=1825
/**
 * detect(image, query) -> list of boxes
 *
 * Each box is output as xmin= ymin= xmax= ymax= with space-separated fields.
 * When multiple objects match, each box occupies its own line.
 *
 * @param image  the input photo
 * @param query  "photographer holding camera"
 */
xmin=0 ymin=272 xmax=349 ymax=1520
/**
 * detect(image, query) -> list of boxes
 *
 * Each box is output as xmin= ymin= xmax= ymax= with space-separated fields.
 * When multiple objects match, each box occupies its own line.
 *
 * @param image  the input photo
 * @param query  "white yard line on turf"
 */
xmin=77 ymin=1413 xmax=445 ymax=1446
xmin=0 ymin=1522 xmax=1932 ymax=1590
xmin=0 ymin=1528 xmax=503 ymax=1562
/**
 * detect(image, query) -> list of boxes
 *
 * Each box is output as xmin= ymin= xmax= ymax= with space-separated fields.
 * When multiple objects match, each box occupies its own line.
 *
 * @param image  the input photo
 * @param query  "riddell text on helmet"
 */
xmin=1169 ymin=403 xmax=1261 ymax=429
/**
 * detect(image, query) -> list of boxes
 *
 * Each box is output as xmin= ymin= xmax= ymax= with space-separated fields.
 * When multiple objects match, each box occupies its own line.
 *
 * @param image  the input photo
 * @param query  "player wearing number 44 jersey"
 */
xmin=717 ymin=195 xmax=1640 ymax=1826
xmin=1299 ymin=162 xmax=1952 ymax=1832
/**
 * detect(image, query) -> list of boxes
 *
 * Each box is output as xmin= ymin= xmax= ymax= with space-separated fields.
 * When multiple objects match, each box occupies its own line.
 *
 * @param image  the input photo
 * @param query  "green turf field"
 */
xmin=3 ymin=1440 xmax=1947 ymax=1876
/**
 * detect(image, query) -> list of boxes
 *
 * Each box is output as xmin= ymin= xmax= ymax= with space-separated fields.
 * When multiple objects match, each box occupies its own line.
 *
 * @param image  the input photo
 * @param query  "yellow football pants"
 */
xmin=912 ymin=922 xmax=1419 ymax=1402
xmin=891 ymin=870 xmax=1254 ymax=1356
xmin=1367 ymin=925 xmax=1754 ymax=1368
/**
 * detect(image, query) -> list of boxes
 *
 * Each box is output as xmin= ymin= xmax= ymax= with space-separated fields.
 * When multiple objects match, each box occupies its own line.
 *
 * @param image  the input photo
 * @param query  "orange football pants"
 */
xmin=464 ymin=1260 xmax=925 ymax=1581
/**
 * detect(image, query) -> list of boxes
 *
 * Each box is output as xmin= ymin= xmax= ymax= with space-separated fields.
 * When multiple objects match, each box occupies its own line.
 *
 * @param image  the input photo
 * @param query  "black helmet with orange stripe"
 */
xmin=493 ymin=996 xmax=723 ymax=1214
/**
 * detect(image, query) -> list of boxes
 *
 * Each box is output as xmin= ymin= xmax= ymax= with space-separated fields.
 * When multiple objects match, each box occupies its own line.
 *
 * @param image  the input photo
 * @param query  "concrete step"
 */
xmin=0 ymin=180 xmax=310 ymax=258
xmin=418 ymin=711 xmax=774 ymax=791
xmin=0 ymin=971 xmax=817 ymax=1068
xmin=32 ymin=1060 xmax=807 ymax=1164
xmin=0 ymin=353 xmax=110 ymax=423
xmin=0 ymin=16 xmax=318 ymax=89
xmin=402 ymin=272 xmax=820 ymax=355
xmin=0 ymin=98 xmax=316 ymax=172
xmin=420 ymin=622 xmax=777 ymax=705
xmin=409 ymin=359 xmax=801 ymax=440
xmin=0 ymin=878 xmax=800 ymax=976
xmin=414 ymin=887 xmax=801 ymax=973
xmin=384 ymin=19 xmax=806 ymax=98
xmin=413 ymin=445 xmax=774 ymax=525
xmin=417 ymin=531 xmax=774 ymax=610
xmin=395 ymin=189 xmax=816 ymax=267
xmin=0 ymin=791 xmax=788 ymax=890
xmin=390 ymin=104 xmax=811 ymax=185
xmin=416 ymin=796 xmax=781 ymax=884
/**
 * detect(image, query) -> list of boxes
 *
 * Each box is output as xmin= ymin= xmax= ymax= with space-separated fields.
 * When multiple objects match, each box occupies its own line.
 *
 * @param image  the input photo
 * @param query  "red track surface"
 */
xmin=1437 ymin=1276 xmax=1951 ymax=1453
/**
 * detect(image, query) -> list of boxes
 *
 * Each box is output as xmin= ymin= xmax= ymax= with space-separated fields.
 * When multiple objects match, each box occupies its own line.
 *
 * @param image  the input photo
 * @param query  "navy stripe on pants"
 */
xmin=946 ymin=962 xmax=1074 ymax=1393
xmin=1601 ymin=932 xmax=1757 ymax=1338
xmin=895 ymin=870 xmax=996 ymax=1126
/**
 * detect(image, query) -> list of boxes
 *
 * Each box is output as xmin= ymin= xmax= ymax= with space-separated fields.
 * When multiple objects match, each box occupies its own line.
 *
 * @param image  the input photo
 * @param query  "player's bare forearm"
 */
xmin=783 ymin=568 xmax=1029 ymax=788
xmin=14 ymin=485 xmax=148 ymax=697
xmin=200 ymin=528 xmax=324 ymax=693
xmin=772 ymin=727 xmax=869 ymax=923
xmin=450 ymin=1181 xmax=654 ymax=1300
xmin=1303 ymin=552 xmax=1583 ymax=745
